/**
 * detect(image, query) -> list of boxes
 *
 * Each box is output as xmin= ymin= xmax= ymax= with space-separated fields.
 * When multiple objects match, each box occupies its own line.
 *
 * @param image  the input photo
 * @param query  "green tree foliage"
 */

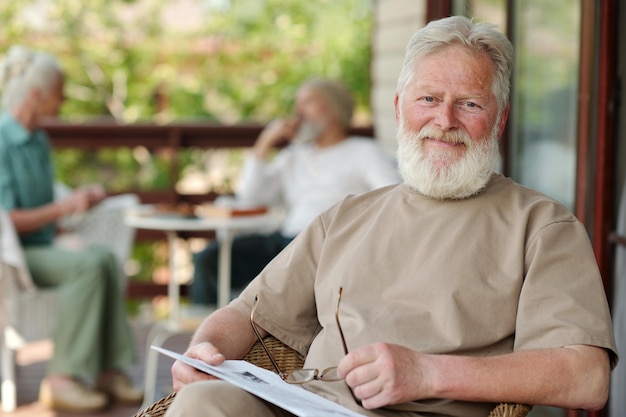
xmin=1 ymin=0 xmax=373 ymax=191
xmin=0 ymin=0 xmax=373 ymax=123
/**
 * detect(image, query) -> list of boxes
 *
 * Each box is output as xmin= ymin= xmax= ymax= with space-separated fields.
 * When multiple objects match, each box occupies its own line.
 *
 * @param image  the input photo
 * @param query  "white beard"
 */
xmin=292 ymin=119 xmax=325 ymax=144
xmin=396 ymin=119 xmax=501 ymax=200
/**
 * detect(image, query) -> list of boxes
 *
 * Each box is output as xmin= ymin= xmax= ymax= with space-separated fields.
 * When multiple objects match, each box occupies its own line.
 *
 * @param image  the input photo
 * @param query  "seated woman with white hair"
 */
xmin=0 ymin=46 xmax=142 ymax=412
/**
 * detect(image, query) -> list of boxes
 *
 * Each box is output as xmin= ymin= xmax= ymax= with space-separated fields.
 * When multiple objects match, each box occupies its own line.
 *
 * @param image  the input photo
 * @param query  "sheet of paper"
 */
xmin=152 ymin=346 xmax=367 ymax=417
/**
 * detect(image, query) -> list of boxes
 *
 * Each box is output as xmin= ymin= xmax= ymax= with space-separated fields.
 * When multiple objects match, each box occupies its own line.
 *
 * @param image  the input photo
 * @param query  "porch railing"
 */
xmin=43 ymin=120 xmax=374 ymax=298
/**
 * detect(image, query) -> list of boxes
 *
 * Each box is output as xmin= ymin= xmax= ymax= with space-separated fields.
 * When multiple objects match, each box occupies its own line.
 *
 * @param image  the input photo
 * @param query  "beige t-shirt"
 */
xmin=231 ymin=174 xmax=618 ymax=417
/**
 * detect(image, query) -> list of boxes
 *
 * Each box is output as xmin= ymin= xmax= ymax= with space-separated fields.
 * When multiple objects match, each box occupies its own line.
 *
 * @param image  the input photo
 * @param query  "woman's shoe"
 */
xmin=96 ymin=372 xmax=144 ymax=404
xmin=39 ymin=377 xmax=108 ymax=412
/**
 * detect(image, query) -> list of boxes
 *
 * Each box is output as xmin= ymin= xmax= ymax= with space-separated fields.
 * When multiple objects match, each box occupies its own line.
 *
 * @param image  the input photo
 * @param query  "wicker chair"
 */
xmin=132 ymin=336 xmax=532 ymax=417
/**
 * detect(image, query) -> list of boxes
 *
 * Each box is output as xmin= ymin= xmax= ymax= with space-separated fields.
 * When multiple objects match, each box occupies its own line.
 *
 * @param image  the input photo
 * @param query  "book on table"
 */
xmin=194 ymin=202 xmax=268 ymax=218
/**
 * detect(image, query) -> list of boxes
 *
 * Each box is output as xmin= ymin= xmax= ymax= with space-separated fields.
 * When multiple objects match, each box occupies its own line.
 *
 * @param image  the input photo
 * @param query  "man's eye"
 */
xmin=460 ymin=101 xmax=482 ymax=112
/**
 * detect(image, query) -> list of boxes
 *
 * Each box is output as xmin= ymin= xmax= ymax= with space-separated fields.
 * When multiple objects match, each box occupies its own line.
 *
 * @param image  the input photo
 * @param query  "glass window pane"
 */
xmin=510 ymin=1 xmax=581 ymax=209
xmin=452 ymin=0 xmax=507 ymax=29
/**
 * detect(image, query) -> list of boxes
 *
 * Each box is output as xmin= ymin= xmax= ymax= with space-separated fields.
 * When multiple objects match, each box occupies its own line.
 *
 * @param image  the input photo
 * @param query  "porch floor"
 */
xmin=1 ymin=317 xmax=191 ymax=417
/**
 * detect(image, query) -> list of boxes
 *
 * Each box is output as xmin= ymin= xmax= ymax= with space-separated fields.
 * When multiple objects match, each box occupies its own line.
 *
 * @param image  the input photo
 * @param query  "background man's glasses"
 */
xmin=250 ymin=287 xmax=348 ymax=384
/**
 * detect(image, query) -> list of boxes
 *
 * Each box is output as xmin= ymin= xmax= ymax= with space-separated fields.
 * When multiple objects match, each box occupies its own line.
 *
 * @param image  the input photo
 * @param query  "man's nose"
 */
xmin=433 ymin=103 xmax=458 ymax=131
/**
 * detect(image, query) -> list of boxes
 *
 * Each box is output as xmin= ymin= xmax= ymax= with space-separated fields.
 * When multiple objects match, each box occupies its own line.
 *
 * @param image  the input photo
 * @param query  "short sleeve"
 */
xmin=515 ymin=220 xmax=618 ymax=367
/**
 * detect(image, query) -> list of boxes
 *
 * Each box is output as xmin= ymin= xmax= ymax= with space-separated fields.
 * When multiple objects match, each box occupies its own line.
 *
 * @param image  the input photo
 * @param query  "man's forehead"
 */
xmin=410 ymin=48 xmax=495 ymax=93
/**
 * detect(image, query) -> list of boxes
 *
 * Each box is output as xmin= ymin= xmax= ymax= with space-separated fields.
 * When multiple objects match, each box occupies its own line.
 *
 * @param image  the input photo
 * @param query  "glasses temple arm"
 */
xmin=251 ymin=297 xmax=285 ymax=378
xmin=335 ymin=287 xmax=349 ymax=356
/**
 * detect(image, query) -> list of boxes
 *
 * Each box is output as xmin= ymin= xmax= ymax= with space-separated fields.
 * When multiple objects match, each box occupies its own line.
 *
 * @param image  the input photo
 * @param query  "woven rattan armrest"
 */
xmin=131 ymin=336 xmax=531 ymax=417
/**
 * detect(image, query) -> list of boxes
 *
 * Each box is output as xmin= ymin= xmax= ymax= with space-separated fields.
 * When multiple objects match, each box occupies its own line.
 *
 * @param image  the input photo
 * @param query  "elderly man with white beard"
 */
xmin=164 ymin=16 xmax=617 ymax=417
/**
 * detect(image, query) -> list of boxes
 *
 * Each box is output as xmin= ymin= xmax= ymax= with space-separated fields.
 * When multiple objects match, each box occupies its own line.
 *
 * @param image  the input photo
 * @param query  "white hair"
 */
xmin=0 ymin=45 xmax=62 ymax=111
xmin=397 ymin=16 xmax=513 ymax=114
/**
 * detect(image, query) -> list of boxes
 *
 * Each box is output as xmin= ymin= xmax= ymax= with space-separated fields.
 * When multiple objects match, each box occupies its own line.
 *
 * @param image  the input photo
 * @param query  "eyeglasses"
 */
xmin=250 ymin=287 xmax=348 ymax=384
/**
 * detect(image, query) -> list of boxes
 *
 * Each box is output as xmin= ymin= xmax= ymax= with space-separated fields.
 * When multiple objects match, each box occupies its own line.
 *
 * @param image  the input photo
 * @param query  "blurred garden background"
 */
xmin=0 ymin=0 xmax=374 ymax=309
xmin=1 ymin=0 xmax=373 ymax=189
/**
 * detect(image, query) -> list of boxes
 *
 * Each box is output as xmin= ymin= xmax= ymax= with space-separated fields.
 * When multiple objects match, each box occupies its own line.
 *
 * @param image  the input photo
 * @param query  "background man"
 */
xmin=191 ymin=78 xmax=400 ymax=306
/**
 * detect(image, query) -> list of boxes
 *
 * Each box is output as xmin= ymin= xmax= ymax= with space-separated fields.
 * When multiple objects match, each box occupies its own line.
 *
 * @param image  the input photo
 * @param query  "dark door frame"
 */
xmin=576 ymin=0 xmax=619 ymax=300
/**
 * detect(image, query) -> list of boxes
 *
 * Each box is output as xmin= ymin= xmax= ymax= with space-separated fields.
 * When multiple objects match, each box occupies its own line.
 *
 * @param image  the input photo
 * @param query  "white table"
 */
xmin=125 ymin=205 xmax=284 ymax=406
xmin=126 ymin=205 xmax=283 ymax=319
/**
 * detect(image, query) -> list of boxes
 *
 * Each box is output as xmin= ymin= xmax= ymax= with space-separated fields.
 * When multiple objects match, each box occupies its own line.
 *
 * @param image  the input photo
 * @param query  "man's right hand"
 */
xmin=253 ymin=117 xmax=301 ymax=160
xmin=171 ymin=342 xmax=226 ymax=391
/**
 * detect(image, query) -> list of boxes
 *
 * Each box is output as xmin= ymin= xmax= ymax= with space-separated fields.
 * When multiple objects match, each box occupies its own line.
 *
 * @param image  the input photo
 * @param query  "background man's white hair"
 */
xmin=301 ymin=78 xmax=354 ymax=130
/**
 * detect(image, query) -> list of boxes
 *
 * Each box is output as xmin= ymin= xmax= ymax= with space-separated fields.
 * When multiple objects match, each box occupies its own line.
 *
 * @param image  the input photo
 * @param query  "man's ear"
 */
xmin=394 ymin=94 xmax=400 ymax=124
xmin=498 ymin=103 xmax=510 ymax=138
